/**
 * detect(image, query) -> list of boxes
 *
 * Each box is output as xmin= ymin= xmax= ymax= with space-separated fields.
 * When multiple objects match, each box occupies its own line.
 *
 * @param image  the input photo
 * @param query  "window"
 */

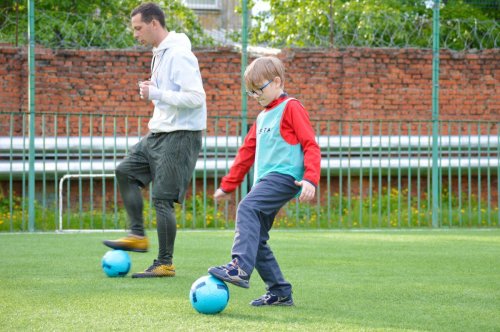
xmin=182 ymin=0 xmax=221 ymax=10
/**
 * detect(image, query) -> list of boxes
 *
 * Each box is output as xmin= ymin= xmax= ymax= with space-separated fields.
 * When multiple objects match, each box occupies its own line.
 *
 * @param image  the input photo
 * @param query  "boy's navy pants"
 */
xmin=231 ymin=172 xmax=300 ymax=297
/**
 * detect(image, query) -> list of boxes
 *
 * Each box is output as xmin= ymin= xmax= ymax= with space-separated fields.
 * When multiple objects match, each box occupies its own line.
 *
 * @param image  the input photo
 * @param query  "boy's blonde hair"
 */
xmin=244 ymin=56 xmax=285 ymax=91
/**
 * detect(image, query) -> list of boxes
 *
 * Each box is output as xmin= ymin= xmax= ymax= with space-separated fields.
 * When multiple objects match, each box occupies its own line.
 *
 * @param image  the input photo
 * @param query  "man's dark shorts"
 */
xmin=116 ymin=130 xmax=202 ymax=203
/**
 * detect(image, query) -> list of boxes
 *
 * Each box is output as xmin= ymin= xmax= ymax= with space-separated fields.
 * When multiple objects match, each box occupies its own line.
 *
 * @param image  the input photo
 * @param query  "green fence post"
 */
xmin=27 ymin=0 xmax=36 ymax=232
xmin=431 ymin=0 xmax=441 ymax=228
xmin=240 ymin=0 xmax=249 ymax=198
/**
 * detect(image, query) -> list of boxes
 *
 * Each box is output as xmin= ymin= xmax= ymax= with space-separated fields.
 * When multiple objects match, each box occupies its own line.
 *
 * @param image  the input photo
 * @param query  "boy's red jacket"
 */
xmin=220 ymin=95 xmax=321 ymax=193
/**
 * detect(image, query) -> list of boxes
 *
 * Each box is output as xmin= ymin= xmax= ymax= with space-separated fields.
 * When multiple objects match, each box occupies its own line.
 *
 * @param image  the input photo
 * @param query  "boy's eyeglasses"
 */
xmin=246 ymin=79 xmax=273 ymax=97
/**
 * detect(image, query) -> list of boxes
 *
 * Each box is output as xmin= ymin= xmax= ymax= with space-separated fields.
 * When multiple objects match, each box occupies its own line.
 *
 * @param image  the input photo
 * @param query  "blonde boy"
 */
xmin=208 ymin=56 xmax=321 ymax=306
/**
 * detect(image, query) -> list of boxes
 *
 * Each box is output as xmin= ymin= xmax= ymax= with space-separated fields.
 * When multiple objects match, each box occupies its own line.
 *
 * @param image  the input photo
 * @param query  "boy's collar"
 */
xmin=264 ymin=93 xmax=289 ymax=110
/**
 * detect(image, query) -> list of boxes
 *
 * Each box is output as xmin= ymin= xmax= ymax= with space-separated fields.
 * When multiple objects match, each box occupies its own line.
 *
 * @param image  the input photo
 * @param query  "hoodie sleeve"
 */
xmin=156 ymin=49 xmax=206 ymax=109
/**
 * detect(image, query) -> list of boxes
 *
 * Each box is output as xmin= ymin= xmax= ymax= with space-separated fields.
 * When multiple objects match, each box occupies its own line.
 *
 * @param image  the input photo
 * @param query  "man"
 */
xmin=103 ymin=2 xmax=206 ymax=278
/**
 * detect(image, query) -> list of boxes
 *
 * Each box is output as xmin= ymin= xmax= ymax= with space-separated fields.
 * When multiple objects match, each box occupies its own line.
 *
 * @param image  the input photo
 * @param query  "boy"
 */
xmin=208 ymin=56 xmax=321 ymax=306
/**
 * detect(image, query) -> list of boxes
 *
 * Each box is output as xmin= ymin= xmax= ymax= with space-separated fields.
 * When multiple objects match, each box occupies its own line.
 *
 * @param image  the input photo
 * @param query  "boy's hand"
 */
xmin=214 ymin=188 xmax=230 ymax=201
xmin=294 ymin=180 xmax=315 ymax=203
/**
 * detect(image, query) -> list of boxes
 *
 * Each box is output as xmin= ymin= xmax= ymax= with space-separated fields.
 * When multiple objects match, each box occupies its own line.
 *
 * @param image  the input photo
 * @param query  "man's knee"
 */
xmin=116 ymin=166 xmax=145 ymax=190
xmin=153 ymin=198 xmax=174 ymax=210
xmin=115 ymin=163 xmax=128 ymax=179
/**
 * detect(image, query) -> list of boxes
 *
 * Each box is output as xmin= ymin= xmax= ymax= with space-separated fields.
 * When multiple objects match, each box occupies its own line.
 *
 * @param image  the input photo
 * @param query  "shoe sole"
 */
xmin=208 ymin=268 xmax=249 ymax=288
xmin=102 ymin=241 xmax=148 ymax=253
xmin=131 ymin=273 xmax=175 ymax=278
xmin=251 ymin=301 xmax=294 ymax=307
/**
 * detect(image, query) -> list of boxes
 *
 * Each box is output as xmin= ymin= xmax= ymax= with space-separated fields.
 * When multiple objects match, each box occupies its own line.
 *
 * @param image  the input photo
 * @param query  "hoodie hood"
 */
xmin=153 ymin=31 xmax=192 ymax=55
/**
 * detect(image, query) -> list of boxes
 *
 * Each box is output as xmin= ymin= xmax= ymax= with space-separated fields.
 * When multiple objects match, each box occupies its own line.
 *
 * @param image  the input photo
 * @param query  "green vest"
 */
xmin=254 ymin=98 xmax=305 ymax=186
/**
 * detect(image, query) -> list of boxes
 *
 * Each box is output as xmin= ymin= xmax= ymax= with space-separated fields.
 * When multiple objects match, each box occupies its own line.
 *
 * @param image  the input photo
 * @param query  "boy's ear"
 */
xmin=274 ymin=76 xmax=283 ymax=87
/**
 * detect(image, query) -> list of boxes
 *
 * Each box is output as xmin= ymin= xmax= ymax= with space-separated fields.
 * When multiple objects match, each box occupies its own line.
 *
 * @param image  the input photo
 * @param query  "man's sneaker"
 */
xmin=131 ymin=260 xmax=175 ymax=278
xmin=250 ymin=292 xmax=294 ymax=306
xmin=208 ymin=259 xmax=250 ymax=288
xmin=103 ymin=234 xmax=149 ymax=252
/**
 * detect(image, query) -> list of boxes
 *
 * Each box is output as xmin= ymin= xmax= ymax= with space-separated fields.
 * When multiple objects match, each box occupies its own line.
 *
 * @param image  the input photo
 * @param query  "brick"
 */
xmin=0 ymin=46 xmax=498 ymax=127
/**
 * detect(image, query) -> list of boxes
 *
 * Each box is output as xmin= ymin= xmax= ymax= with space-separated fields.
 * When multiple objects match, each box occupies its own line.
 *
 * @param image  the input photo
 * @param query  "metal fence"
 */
xmin=0 ymin=1 xmax=498 ymax=232
xmin=0 ymin=1 xmax=498 ymax=50
xmin=1 ymin=112 xmax=498 ymax=231
xmin=248 ymin=1 xmax=500 ymax=50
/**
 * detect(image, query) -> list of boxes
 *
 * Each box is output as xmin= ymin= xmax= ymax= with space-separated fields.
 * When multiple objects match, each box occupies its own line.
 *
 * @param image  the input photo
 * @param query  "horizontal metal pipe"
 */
xmin=1 ymin=156 xmax=497 ymax=179
xmin=1 ymin=135 xmax=498 ymax=153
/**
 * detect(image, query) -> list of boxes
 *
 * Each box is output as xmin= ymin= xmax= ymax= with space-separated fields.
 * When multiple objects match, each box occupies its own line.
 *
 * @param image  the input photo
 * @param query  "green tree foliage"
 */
xmin=440 ymin=0 xmax=498 ymax=49
xmin=245 ymin=0 xmax=498 ymax=49
xmin=0 ymin=0 xmax=212 ymax=48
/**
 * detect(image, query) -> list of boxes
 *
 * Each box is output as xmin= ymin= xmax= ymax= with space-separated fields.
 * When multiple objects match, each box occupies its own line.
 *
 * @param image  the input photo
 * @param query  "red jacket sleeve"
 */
xmin=280 ymin=99 xmax=321 ymax=186
xmin=219 ymin=122 xmax=257 ymax=193
xmin=220 ymin=97 xmax=321 ymax=193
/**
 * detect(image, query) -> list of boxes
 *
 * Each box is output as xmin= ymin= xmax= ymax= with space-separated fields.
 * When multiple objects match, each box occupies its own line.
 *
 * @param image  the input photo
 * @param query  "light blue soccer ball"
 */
xmin=190 ymin=275 xmax=230 ymax=314
xmin=101 ymin=250 xmax=131 ymax=277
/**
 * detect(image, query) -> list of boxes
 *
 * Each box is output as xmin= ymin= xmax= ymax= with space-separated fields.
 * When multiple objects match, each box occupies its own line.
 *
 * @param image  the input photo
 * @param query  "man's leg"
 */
xmin=103 ymin=138 xmax=152 ymax=252
xmin=131 ymin=199 xmax=177 ymax=278
xmin=155 ymin=199 xmax=176 ymax=265
xmin=115 ymin=166 xmax=145 ymax=236
xmin=131 ymin=131 xmax=201 ymax=278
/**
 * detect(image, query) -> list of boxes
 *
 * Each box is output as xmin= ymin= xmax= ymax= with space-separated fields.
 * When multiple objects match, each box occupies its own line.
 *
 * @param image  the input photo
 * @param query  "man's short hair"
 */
xmin=131 ymin=2 xmax=166 ymax=29
xmin=244 ymin=56 xmax=286 ymax=91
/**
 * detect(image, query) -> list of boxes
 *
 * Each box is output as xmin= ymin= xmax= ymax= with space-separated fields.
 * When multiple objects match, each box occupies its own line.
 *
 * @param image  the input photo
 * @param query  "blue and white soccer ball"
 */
xmin=101 ymin=250 xmax=131 ymax=277
xmin=190 ymin=275 xmax=230 ymax=314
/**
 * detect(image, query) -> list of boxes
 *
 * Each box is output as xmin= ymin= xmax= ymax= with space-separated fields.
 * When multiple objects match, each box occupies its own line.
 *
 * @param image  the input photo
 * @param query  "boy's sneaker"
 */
xmin=131 ymin=260 xmax=175 ymax=278
xmin=103 ymin=234 xmax=149 ymax=252
xmin=208 ymin=259 xmax=250 ymax=288
xmin=250 ymin=292 xmax=294 ymax=306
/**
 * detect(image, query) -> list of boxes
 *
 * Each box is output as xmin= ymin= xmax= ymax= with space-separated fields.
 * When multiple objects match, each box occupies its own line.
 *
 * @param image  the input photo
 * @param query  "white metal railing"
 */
xmin=58 ymin=173 xmax=115 ymax=232
xmin=2 ymin=135 xmax=498 ymax=178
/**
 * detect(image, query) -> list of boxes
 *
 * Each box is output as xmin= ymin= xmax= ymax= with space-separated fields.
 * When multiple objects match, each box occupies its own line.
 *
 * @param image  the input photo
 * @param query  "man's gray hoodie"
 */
xmin=147 ymin=31 xmax=207 ymax=133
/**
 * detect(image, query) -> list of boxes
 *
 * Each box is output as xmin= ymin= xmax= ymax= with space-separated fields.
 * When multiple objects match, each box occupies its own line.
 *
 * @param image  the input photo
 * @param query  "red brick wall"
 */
xmin=1 ymin=46 xmax=498 ymax=122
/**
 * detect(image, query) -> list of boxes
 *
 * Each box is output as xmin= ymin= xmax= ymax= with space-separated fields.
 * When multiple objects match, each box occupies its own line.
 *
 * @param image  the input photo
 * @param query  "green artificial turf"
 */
xmin=0 ymin=230 xmax=499 ymax=331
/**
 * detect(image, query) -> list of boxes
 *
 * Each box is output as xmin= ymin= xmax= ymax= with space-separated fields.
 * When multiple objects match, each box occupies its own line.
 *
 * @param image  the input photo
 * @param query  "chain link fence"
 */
xmin=0 ymin=3 xmax=214 ymax=49
xmin=251 ymin=13 xmax=499 ymax=49
xmin=0 ymin=1 xmax=498 ymax=50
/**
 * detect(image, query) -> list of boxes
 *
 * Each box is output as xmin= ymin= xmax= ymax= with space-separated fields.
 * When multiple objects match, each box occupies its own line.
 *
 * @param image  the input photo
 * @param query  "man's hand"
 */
xmin=139 ymin=80 xmax=160 ymax=100
xmin=294 ymin=180 xmax=315 ymax=203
